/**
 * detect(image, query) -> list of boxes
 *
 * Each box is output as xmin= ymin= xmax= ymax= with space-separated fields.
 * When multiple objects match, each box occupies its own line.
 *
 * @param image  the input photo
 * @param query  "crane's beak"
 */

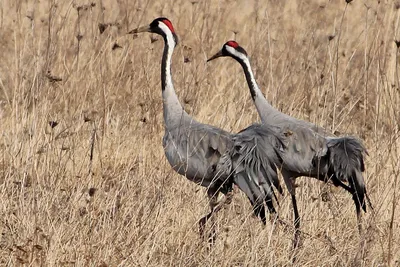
xmin=127 ymin=25 xmax=151 ymax=34
xmin=207 ymin=50 xmax=223 ymax=62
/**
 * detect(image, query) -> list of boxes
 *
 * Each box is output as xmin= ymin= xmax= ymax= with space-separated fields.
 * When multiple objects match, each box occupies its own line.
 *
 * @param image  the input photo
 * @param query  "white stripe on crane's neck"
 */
xmin=158 ymin=22 xmax=185 ymax=127
xmin=226 ymin=45 xmax=279 ymax=124
xmin=226 ymin=46 xmax=259 ymax=99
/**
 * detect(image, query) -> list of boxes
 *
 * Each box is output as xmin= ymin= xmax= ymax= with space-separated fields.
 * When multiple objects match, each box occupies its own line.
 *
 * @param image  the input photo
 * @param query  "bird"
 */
xmin=207 ymin=40 xmax=371 ymax=248
xmin=127 ymin=19 xmax=284 ymax=241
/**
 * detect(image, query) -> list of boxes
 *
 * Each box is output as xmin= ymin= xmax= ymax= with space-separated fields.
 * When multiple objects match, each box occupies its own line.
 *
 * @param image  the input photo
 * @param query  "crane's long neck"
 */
xmin=238 ymin=57 xmax=281 ymax=124
xmin=161 ymin=32 xmax=185 ymax=128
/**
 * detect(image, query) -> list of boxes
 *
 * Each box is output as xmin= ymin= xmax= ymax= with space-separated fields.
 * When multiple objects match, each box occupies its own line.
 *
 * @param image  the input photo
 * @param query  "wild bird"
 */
xmin=207 ymin=40 xmax=371 ymax=248
xmin=127 ymin=19 xmax=284 ymax=240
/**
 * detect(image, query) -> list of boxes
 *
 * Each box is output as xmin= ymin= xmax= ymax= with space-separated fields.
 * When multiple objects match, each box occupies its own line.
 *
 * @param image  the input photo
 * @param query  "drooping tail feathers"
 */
xmin=327 ymin=136 xmax=368 ymax=212
xmin=228 ymin=124 xmax=284 ymax=220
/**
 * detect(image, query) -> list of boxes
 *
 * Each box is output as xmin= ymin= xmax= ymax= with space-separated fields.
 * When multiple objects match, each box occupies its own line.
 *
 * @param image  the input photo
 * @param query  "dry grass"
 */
xmin=0 ymin=0 xmax=399 ymax=266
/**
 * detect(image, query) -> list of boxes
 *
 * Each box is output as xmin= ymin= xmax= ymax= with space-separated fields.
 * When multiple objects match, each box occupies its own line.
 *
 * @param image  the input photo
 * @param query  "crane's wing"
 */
xmin=230 ymin=124 xmax=284 ymax=209
xmin=276 ymin=124 xmax=368 ymax=211
xmin=277 ymin=124 xmax=329 ymax=176
xmin=326 ymin=136 xmax=368 ymax=211
xmin=163 ymin=119 xmax=234 ymax=187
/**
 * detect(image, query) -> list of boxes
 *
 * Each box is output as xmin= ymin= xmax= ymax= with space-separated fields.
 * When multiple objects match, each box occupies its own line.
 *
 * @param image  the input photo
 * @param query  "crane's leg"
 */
xmin=199 ymin=187 xmax=218 ymax=241
xmin=199 ymin=186 xmax=233 ymax=243
xmin=292 ymin=194 xmax=301 ymax=248
xmin=282 ymin=172 xmax=302 ymax=250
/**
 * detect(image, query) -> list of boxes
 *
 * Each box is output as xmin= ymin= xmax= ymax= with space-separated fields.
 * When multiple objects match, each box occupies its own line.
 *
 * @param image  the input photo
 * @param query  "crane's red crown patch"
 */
xmin=226 ymin=41 xmax=239 ymax=48
xmin=162 ymin=19 xmax=175 ymax=33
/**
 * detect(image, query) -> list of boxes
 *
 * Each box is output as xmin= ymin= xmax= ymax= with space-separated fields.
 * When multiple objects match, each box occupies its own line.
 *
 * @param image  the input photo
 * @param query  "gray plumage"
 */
xmin=164 ymin=120 xmax=284 ymax=222
xmin=208 ymin=41 xmax=370 ymax=247
xmin=276 ymin=123 xmax=367 ymax=212
xmin=128 ymin=19 xmax=283 ymax=240
xmin=231 ymin=124 xmax=284 ymax=215
xmin=163 ymin=121 xmax=233 ymax=188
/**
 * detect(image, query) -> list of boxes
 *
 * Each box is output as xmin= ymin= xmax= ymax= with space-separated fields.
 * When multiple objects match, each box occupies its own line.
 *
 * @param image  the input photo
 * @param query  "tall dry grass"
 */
xmin=0 ymin=0 xmax=399 ymax=266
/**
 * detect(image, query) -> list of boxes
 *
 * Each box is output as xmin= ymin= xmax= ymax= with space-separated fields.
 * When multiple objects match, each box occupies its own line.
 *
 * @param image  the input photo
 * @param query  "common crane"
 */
xmin=207 ymin=40 xmax=371 ymax=248
xmin=127 ymin=20 xmax=284 ymax=240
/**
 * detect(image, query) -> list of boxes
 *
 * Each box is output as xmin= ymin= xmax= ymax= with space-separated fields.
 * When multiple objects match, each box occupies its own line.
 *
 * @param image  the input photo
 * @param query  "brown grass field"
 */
xmin=0 ymin=0 xmax=399 ymax=266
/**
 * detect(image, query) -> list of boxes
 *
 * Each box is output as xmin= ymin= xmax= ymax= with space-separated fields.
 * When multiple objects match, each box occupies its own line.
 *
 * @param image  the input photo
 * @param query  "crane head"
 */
xmin=207 ymin=41 xmax=248 ymax=62
xmin=127 ymin=17 xmax=178 ymax=45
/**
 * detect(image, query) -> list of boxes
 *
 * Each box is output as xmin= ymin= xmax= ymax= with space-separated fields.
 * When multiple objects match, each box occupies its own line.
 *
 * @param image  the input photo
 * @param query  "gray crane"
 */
xmin=127 ymin=19 xmax=284 ymax=240
xmin=207 ymin=40 xmax=371 ymax=248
